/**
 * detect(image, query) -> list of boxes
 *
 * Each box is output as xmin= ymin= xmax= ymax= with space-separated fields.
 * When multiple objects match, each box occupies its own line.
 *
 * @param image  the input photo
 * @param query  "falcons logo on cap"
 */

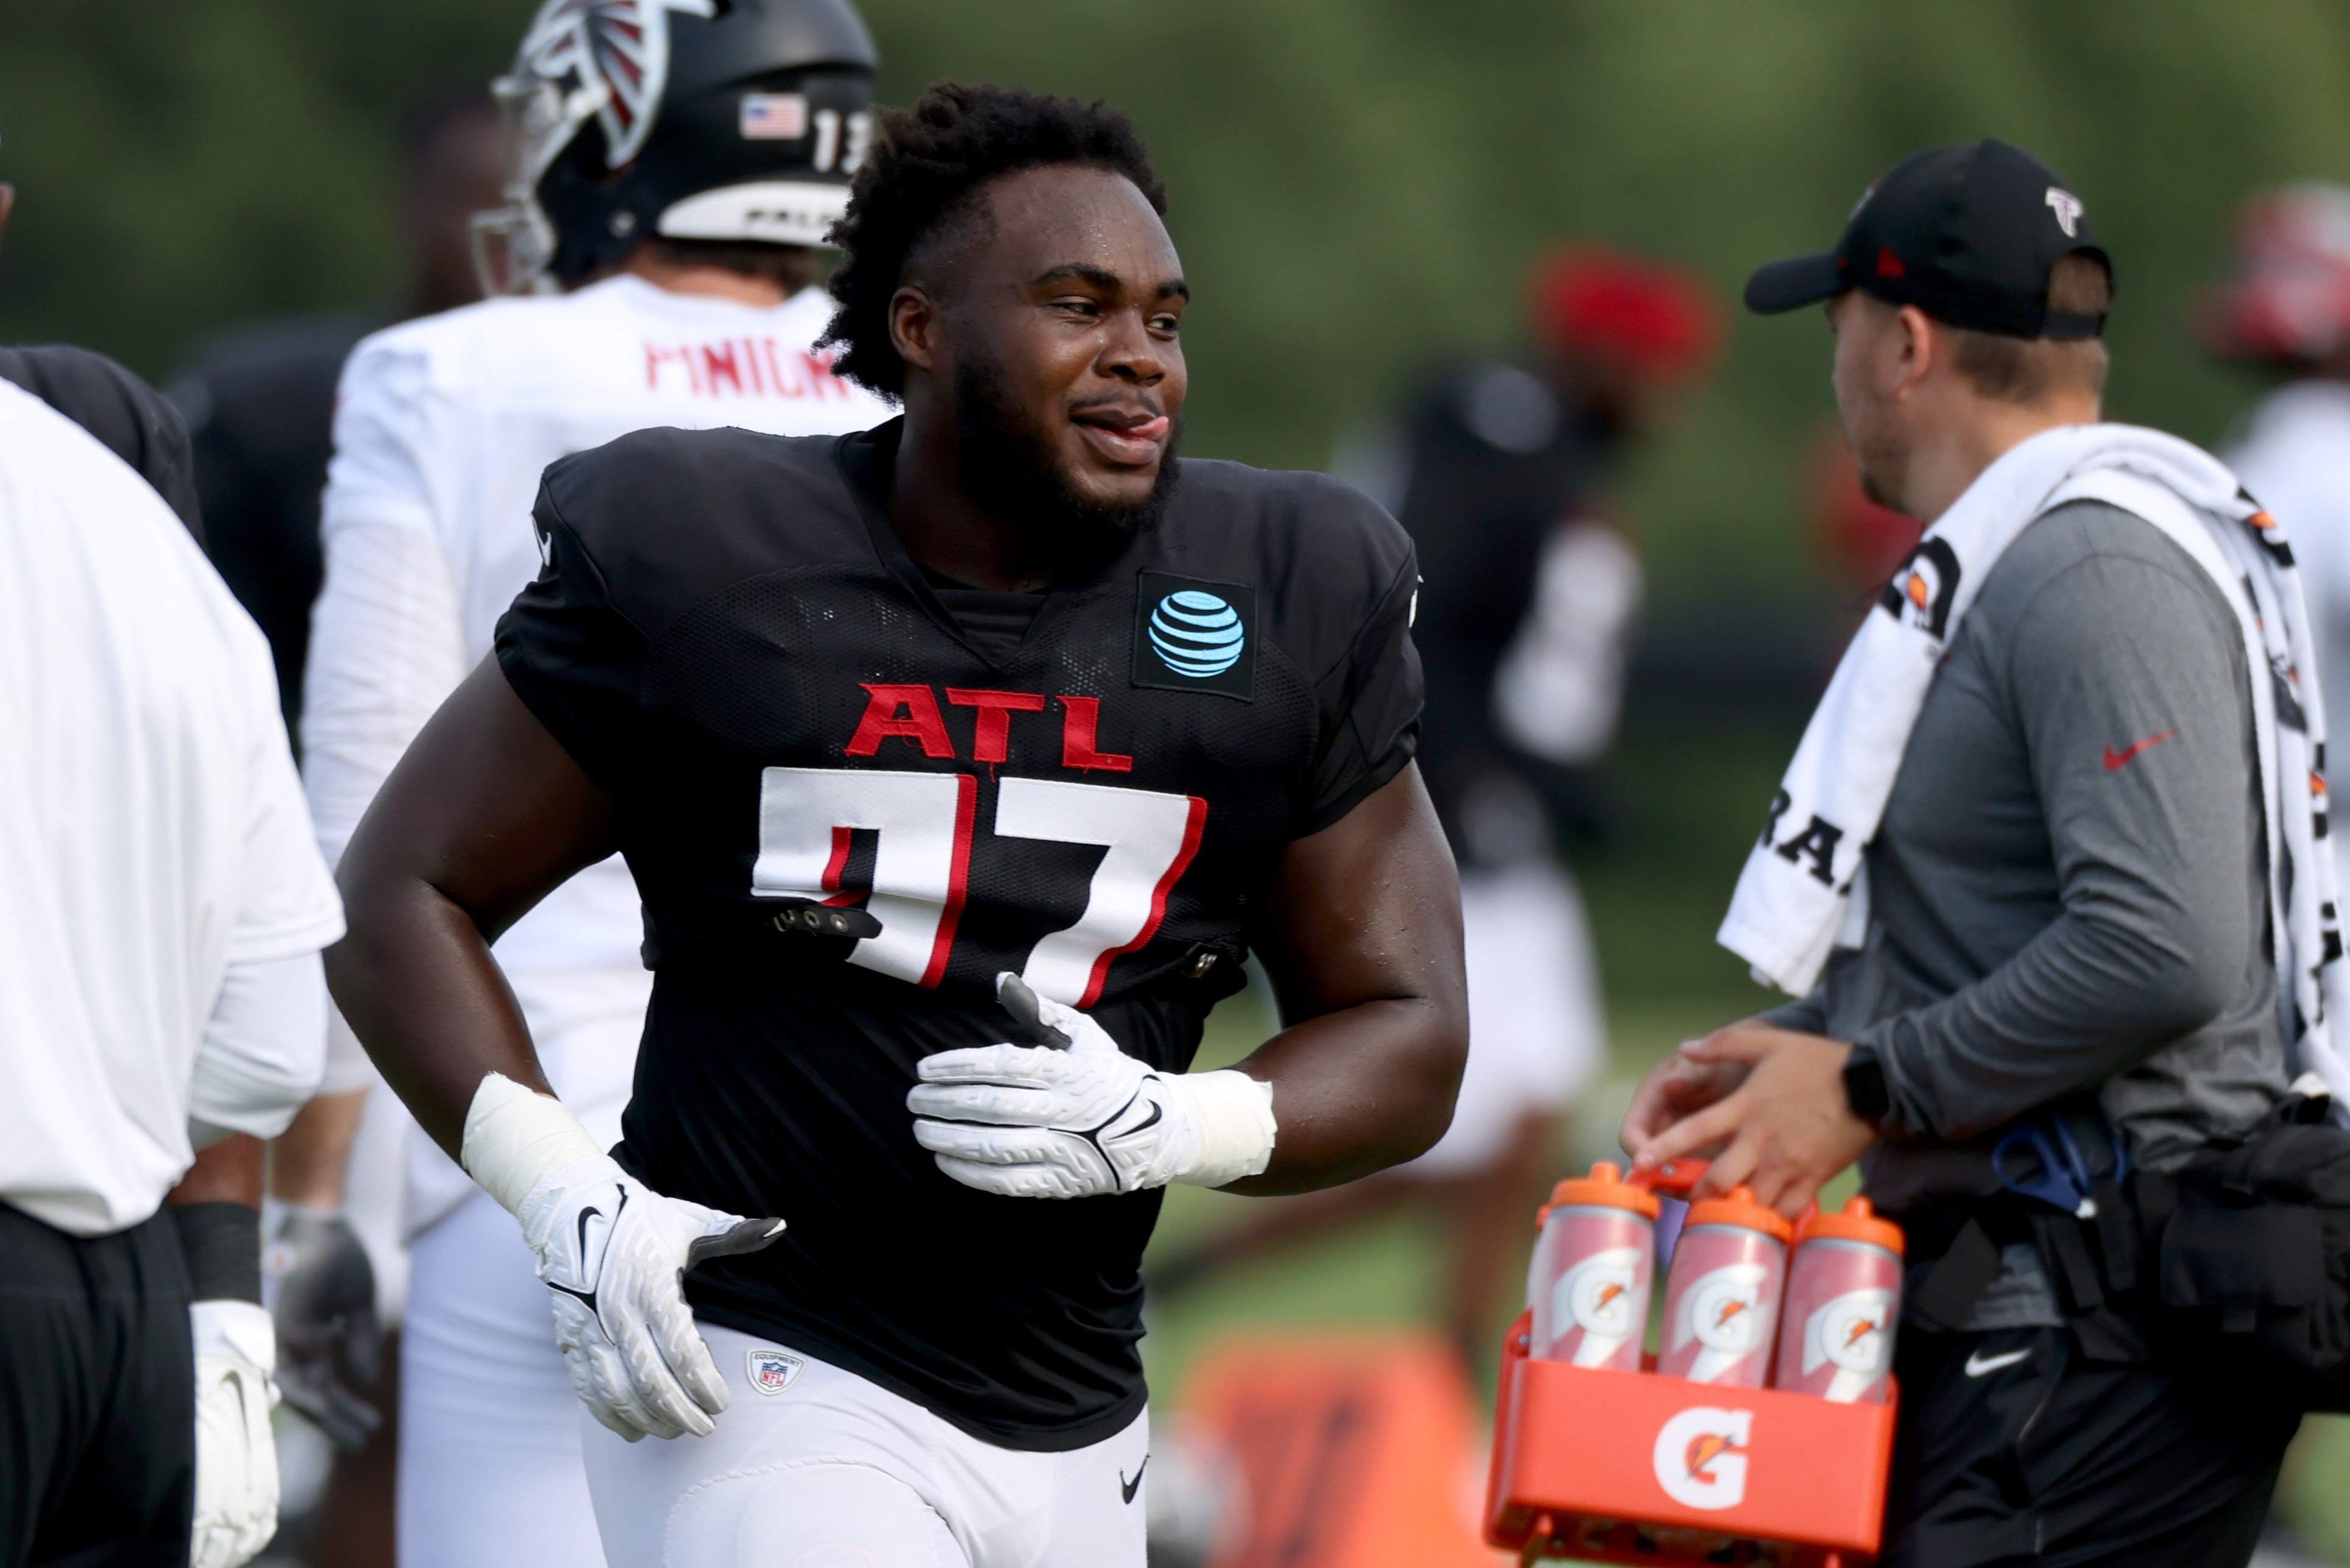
xmin=515 ymin=0 xmax=716 ymax=169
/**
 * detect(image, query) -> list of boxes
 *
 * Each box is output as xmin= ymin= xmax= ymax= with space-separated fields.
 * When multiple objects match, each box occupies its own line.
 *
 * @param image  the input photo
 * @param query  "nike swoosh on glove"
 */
xmin=518 ymin=1153 xmax=785 ymax=1442
xmin=189 ymin=1299 xmax=280 ymax=1568
xmin=266 ymin=1208 xmax=382 ymax=1451
xmin=906 ymin=974 xmax=1276 ymax=1200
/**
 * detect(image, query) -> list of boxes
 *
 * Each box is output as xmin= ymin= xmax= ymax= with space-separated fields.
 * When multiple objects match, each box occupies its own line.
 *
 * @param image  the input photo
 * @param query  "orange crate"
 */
xmin=1483 ymin=1310 xmax=1896 ymax=1566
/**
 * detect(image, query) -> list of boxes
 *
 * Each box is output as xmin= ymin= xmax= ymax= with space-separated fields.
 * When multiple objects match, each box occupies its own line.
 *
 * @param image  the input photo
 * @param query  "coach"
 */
xmin=1624 ymin=139 xmax=2320 ymax=1564
xmin=0 ymin=178 xmax=346 ymax=1568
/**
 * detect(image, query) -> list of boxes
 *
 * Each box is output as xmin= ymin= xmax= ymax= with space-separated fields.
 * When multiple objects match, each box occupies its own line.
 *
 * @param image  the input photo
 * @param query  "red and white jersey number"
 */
xmin=750 ymin=767 xmax=1207 ymax=1006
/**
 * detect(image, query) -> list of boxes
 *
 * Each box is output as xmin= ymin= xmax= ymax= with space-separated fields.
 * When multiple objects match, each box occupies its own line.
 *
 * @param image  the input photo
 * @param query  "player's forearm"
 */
xmin=169 ymin=1134 xmax=267 ymax=1209
xmin=325 ymin=872 xmax=551 ymax=1160
xmin=267 ymin=1089 xmax=370 ymax=1208
xmin=1223 ymin=994 xmax=1466 ymax=1194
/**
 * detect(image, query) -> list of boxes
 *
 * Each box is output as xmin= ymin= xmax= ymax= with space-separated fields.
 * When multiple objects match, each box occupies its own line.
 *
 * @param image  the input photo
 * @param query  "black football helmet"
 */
xmin=472 ymin=0 xmax=878 ymax=295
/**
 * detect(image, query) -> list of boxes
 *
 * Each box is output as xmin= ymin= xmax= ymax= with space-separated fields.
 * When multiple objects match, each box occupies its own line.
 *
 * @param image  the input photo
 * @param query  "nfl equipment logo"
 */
xmin=745 ymin=1347 xmax=805 ymax=1396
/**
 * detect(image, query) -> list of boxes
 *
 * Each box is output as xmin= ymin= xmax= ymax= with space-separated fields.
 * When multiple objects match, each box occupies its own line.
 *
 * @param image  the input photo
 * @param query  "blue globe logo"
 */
xmin=1148 ymin=590 xmax=1245 ymax=677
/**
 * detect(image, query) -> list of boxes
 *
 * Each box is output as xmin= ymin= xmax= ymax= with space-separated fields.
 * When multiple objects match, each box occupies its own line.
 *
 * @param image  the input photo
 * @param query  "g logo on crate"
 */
xmin=1558 ymin=1247 xmax=1642 ymax=1340
xmin=1652 ymin=1406 xmax=1753 ymax=1511
xmin=745 ymin=1346 xmax=805 ymax=1396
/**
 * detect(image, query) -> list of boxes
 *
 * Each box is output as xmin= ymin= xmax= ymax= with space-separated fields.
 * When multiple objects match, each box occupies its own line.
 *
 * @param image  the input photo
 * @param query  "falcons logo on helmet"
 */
xmin=515 ymin=0 xmax=716 ymax=169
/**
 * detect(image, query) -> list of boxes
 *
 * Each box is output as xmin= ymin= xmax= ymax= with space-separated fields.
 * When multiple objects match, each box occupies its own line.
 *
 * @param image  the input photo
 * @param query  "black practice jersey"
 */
xmin=495 ymin=417 xmax=1420 ymax=1449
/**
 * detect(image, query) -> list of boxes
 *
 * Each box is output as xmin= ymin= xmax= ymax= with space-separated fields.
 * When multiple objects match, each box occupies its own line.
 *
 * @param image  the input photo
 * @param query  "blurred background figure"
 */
xmin=170 ymin=89 xmax=503 ymax=744
xmin=2204 ymin=183 xmax=2350 ymax=889
xmin=157 ymin=89 xmax=504 ymax=1568
xmin=1153 ymin=245 xmax=1720 ymax=1372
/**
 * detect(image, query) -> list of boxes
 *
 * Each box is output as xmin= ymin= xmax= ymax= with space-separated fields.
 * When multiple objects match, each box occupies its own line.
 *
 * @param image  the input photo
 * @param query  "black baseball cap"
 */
xmin=1746 ymin=139 xmax=2109 ymax=340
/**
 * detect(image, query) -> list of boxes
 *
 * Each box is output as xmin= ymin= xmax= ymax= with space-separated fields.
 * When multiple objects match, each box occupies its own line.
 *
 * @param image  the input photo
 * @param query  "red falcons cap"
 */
xmin=1746 ymin=139 xmax=2109 ymax=341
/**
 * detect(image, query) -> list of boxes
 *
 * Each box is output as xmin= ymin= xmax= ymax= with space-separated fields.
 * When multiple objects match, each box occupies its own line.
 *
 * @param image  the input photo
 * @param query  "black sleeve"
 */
xmin=0 ymin=345 xmax=203 ymax=540
xmin=170 ymin=1202 xmax=261 ymax=1305
xmin=1296 ymin=546 xmax=1424 ymax=836
xmin=493 ymin=473 xmax=655 ymax=798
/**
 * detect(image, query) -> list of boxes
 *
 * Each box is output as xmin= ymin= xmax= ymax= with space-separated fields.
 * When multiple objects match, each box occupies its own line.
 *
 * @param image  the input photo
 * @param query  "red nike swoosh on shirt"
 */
xmin=2103 ymin=730 xmax=2178 ymax=771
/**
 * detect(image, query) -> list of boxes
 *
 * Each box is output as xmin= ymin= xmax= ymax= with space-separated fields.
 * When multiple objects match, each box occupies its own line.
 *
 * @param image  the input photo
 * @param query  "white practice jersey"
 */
xmin=0 ymin=381 xmax=342 ymax=1235
xmin=304 ymin=273 xmax=894 ymax=976
xmin=2230 ymin=381 xmax=2350 ymax=874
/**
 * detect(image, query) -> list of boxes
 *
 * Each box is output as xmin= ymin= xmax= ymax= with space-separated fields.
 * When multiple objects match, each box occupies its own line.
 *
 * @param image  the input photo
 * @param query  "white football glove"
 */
xmin=461 ymin=1074 xmax=786 ymax=1443
xmin=907 ymin=975 xmax=1277 ymax=1200
xmin=188 ymin=1299 xmax=279 ymax=1568
xmin=516 ymin=1153 xmax=786 ymax=1441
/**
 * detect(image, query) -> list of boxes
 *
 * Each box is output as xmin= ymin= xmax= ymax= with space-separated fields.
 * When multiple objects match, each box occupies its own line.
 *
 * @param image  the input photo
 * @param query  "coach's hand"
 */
xmin=189 ymin=1299 xmax=280 ymax=1568
xmin=907 ymin=975 xmax=1276 ymax=1200
xmin=1624 ymin=1024 xmax=1875 ymax=1217
xmin=518 ymin=1154 xmax=786 ymax=1441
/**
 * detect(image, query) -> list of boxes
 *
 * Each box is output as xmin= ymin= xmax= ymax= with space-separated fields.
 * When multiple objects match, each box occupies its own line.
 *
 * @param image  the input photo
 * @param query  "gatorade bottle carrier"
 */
xmin=1484 ymin=1160 xmax=1899 ymax=1566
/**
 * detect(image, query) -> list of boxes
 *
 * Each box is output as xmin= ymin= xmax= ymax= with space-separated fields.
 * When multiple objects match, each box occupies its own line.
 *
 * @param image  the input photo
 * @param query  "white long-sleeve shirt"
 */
xmin=0 ymin=381 xmax=343 ymax=1235
xmin=304 ymin=274 xmax=895 ymax=973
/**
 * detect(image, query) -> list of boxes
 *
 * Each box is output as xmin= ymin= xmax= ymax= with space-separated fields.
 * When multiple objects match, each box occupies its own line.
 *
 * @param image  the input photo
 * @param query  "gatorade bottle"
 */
xmin=1772 ymin=1196 xmax=1904 ymax=1404
xmin=1526 ymin=1162 xmax=1659 ymax=1370
xmin=1657 ymin=1185 xmax=1790 ymax=1388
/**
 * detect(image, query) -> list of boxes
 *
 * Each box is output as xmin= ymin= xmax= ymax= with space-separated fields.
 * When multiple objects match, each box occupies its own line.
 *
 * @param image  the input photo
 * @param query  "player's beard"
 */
xmin=952 ymin=350 xmax=1183 ymax=577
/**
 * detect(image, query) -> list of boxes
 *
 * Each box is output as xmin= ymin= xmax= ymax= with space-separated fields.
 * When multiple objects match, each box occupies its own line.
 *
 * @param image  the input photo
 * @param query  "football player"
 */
xmin=294 ymin=2 xmax=891 ymax=1563
xmin=329 ymin=80 xmax=1468 ymax=1568
xmin=2206 ymin=185 xmax=2350 ymax=892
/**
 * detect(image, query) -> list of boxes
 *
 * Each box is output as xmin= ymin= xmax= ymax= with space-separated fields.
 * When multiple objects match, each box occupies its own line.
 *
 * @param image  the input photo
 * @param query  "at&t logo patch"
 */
xmin=746 ymin=1346 xmax=805 ymax=1396
xmin=1652 ymin=1405 xmax=1752 ymax=1511
xmin=1132 ymin=571 xmax=1256 ymax=699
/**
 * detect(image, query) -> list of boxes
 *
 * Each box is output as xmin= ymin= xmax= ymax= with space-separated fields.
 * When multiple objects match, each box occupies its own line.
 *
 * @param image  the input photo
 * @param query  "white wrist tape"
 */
xmin=460 ymin=1072 xmax=606 ymax=1217
xmin=1173 ymin=1069 xmax=1278 ymax=1188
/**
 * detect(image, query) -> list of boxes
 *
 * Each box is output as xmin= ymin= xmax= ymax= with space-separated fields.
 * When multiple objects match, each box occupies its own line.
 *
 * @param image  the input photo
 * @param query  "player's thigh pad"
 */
xmin=668 ymin=1462 xmax=965 ymax=1568
xmin=583 ymin=1324 xmax=1146 ymax=1568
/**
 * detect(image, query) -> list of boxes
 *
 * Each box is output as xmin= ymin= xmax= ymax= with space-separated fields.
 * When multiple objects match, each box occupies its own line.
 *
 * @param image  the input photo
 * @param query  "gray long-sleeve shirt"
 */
xmin=1768 ymin=500 xmax=2289 ymax=1248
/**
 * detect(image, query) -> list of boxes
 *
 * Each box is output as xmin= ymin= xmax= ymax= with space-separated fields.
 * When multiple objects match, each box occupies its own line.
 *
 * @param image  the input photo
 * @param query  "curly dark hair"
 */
xmin=819 ymin=82 xmax=1168 ymax=398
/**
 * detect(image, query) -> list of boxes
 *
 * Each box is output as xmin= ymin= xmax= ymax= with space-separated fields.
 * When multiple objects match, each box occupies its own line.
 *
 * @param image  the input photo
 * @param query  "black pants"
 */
xmin=0 ymin=1202 xmax=194 ymax=1568
xmin=1884 ymin=1323 xmax=2300 ymax=1568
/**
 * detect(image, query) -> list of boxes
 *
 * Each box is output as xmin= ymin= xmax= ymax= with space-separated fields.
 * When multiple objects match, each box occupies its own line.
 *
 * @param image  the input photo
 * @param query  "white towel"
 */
xmin=1717 ymin=422 xmax=2350 ymax=1109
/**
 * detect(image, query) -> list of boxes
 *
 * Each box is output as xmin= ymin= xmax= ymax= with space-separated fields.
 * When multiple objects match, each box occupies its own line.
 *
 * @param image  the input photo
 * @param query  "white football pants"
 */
xmin=400 ymin=1186 xmax=607 ymax=1567
xmin=395 ymin=967 xmax=648 ymax=1568
xmin=582 ymin=1325 xmax=1150 ymax=1568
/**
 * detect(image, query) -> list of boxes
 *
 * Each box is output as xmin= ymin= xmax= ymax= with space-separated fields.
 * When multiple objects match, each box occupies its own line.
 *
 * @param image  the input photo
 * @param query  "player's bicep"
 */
xmin=338 ymin=659 xmax=619 ymax=945
xmin=1257 ymin=763 xmax=1463 ymax=1021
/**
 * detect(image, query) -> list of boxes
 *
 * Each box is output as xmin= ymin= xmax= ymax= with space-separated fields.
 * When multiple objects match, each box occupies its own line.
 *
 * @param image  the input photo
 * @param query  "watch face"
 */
xmin=1843 ymin=1054 xmax=1890 ymax=1123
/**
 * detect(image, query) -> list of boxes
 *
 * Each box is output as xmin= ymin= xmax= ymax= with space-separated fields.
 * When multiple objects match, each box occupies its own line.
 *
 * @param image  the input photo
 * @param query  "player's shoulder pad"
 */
xmin=1163 ymin=459 xmax=1417 ymax=682
xmin=535 ymin=425 xmax=867 ymax=638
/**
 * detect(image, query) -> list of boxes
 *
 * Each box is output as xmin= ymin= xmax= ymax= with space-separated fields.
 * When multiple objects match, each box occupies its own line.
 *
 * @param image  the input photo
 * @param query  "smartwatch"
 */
xmin=1841 ymin=1047 xmax=1890 ymax=1126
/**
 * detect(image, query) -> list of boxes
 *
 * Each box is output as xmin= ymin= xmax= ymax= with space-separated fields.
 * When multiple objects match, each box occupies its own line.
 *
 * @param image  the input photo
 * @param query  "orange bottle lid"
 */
xmin=1540 ymin=1161 xmax=1660 ymax=1221
xmin=1684 ymin=1184 xmax=1793 ymax=1244
xmin=1794 ymin=1195 xmax=1905 ymax=1255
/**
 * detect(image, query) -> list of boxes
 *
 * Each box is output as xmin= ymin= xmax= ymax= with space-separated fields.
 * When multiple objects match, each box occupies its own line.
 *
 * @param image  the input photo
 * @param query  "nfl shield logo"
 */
xmin=745 ymin=1347 xmax=805 ymax=1396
